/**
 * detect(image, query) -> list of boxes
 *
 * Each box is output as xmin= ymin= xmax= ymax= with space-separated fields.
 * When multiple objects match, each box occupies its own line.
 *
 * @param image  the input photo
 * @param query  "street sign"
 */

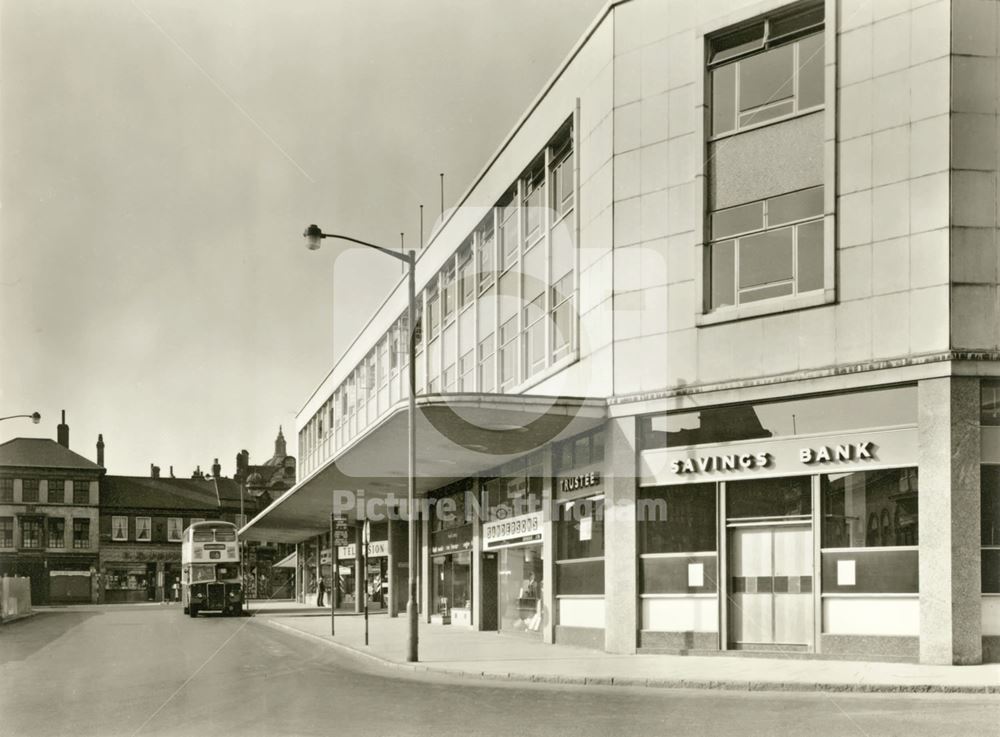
xmin=333 ymin=516 xmax=350 ymax=546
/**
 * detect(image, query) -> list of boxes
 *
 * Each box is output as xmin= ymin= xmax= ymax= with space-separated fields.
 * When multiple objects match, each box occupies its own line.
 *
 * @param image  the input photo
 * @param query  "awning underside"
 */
xmin=240 ymin=393 xmax=606 ymax=543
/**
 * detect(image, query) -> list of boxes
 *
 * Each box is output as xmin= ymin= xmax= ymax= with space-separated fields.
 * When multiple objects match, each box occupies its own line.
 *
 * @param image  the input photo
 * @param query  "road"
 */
xmin=0 ymin=605 xmax=997 ymax=737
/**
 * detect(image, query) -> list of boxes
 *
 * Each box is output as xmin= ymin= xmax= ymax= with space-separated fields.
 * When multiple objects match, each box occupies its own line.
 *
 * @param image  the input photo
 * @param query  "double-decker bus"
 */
xmin=181 ymin=520 xmax=243 ymax=617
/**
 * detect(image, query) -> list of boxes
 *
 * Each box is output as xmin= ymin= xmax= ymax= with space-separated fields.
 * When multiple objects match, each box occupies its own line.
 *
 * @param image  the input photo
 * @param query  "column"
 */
xmin=315 ymin=535 xmax=323 ymax=607
xmin=604 ymin=416 xmax=638 ymax=654
xmin=918 ymin=377 xmax=982 ymax=664
xmin=294 ymin=543 xmax=302 ymax=603
xmin=470 ymin=480 xmax=481 ymax=629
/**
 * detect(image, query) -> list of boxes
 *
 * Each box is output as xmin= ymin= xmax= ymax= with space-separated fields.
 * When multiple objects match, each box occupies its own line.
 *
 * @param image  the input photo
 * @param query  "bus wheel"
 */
xmin=234 ymin=603 xmax=243 ymax=617
xmin=183 ymin=605 xmax=189 ymax=615
xmin=189 ymin=605 xmax=198 ymax=618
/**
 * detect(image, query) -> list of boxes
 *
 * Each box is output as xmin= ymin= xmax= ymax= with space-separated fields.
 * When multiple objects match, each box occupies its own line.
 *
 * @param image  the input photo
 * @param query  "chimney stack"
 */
xmin=57 ymin=410 xmax=69 ymax=448
xmin=96 ymin=434 xmax=105 ymax=467
xmin=150 ymin=464 xmax=160 ymax=479
xmin=212 ymin=458 xmax=221 ymax=479
xmin=169 ymin=466 xmax=175 ymax=478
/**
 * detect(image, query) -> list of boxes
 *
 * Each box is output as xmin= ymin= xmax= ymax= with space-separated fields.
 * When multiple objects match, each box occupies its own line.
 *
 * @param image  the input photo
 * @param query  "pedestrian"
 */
xmin=172 ymin=578 xmax=180 ymax=602
xmin=317 ymin=578 xmax=326 ymax=607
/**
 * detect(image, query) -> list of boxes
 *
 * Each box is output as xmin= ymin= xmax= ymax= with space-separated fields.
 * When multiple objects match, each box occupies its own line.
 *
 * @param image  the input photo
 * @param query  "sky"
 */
xmin=0 ymin=0 xmax=608 ymax=476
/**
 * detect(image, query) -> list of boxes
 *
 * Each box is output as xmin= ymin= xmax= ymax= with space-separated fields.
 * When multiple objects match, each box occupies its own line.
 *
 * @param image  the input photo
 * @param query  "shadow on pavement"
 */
xmin=0 ymin=610 xmax=100 ymax=664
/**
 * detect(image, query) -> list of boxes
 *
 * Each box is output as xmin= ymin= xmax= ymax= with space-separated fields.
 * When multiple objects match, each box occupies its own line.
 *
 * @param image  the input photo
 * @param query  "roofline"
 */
xmin=294 ymin=0 xmax=627 ymax=421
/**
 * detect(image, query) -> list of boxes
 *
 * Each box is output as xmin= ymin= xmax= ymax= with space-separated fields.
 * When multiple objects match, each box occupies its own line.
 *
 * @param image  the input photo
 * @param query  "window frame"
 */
xmin=73 ymin=518 xmax=90 ymax=549
xmin=73 ymin=480 xmax=90 ymax=505
xmin=696 ymin=0 xmax=836 ymax=326
xmin=0 ymin=517 xmax=13 ymax=548
xmin=111 ymin=515 xmax=128 ymax=541
xmin=48 ymin=517 xmax=66 ymax=549
xmin=135 ymin=516 xmax=152 ymax=543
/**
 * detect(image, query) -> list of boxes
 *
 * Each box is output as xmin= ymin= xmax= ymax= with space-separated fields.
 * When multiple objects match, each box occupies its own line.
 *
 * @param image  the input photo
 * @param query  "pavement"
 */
xmin=246 ymin=600 xmax=1000 ymax=695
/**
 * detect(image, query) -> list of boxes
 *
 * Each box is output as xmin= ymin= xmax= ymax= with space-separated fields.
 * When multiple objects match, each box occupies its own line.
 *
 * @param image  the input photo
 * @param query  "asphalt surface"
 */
xmin=1 ymin=606 xmax=998 ymax=737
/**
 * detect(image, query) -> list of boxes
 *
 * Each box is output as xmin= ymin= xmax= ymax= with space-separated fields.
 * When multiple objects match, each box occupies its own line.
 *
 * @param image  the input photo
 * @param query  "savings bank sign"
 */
xmin=671 ymin=441 xmax=875 ymax=476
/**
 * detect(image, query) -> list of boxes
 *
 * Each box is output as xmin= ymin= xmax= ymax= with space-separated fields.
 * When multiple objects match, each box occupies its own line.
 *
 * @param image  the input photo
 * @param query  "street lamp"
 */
xmin=0 ymin=412 xmax=41 ymax=424
xmin=303 ymin=224 xmax=420 ymax=663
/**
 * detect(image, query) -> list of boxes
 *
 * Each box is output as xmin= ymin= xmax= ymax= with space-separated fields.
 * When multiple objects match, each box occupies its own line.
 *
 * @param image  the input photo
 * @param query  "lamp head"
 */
xmin=31 ymin=412 xmax=40 ymax=424
xmin=304 ymin=224 xmax=323 ymax=251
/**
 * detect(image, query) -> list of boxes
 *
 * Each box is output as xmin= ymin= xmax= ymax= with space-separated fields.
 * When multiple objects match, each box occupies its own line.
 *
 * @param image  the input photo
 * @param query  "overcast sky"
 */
xmin=0 ymin=0 xmax=607 ymax=476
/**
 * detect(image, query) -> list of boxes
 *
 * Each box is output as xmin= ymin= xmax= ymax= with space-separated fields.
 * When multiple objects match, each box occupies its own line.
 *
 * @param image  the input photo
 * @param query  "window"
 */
xmin=22 ymin=479 xmax=39 ymax=503
xmin=111 ymin=515 xmax=128 ymax=541
xmin=499 ymin=193 xmax=518 ymax=271
xmin=709 ymin=186 xmax=823 ymax=308
xmin=441 ymin=261 xmax=456 ymax=325
xmin=0 ymin=479 xmax=13 ymax=503
xmin=21 ymin=518 xmax=42 ymax=548
xmin=554 ymin=429 xmax=605 ymax=475
xmin=477 ymin=216 xmax=495 ymax=292
xmin=73 ymin=480 xmax=90 ymax=505
xmin=556 ymin=496 xmax=604 ymax=560
xmin=426 ymin=285 xmax=440 ymax=340
xmin=709 ymin=5 xmax=824 ymax=136
xmin=821 ymin=469 xmax=919 ymax=548
xmin=728 ymin=476 xmax=812 ymax=519
xmin=73 ymin=518 xmax=90 ymax=549
xmin=458 ymin=244 xmax=475 ymax=308
xmin=705 ymin=4 xmax=826 ymax=317
xmin=523 ymin=164 xmax=544 ymax=249
xmin=983 ymin=380 xmax=1000 ymax=426
xmin=136 ymin=516 xmax=152 ymax=542
xmin=167 ymin=517 xmax=183 ymax=542
xmin=46 ymin=479 xmax=63 ymax=503
xmin=443 ymin=322 xmax=457 ymax=391
xmin=48 ymin=518 xmax=65 ymax=548
xmin=0 ymin=517 xmax=13 ymax=547
xmin=377 ymin=339 xmax=388 ymax=387
xmin=550 ymin=136 xmax=574 ymax=220
xmin=983 ymin=467 xmax=1000 ymax=593
xmin=639 ymin=484 xmax=717 ymax=554
xmin=478 ymin=284 xmax=496 ymax=392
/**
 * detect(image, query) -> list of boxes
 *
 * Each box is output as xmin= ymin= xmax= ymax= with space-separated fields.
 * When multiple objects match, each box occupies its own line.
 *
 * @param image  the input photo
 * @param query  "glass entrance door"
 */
xmin=728 ymin=524 xmax=813 ymax=650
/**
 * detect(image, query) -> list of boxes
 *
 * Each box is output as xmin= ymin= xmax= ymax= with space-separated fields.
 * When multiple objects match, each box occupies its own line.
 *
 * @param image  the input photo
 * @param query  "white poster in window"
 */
xmin=688 ymin=562 xmax=704 ymax=588
xmin=579 ymin=516 xmax=592 ymax=542
xmin=837 ymin=559 xmax=856 ymax=586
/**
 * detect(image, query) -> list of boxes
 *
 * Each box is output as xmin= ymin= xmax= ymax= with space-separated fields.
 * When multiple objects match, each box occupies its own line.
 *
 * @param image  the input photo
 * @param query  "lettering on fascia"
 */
xmin=559 ymin=472 xmax=600 ymax=492
xmin=671 ymin=452 xmax=771 ymax=474
xmin=799 ymin=441 xmax=874 ymax=464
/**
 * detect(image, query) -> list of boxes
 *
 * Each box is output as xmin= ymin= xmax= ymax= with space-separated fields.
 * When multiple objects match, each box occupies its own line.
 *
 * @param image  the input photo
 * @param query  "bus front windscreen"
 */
xmin=191 ymin=563 xmax=240 ymax=583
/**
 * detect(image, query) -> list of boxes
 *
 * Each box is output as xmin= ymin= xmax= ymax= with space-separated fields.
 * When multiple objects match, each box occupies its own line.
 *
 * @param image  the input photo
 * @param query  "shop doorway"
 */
xmin=497 ymin=545 xmax=543 ymax=637
xmin=727 ymin=523 xmax=813 ymax=650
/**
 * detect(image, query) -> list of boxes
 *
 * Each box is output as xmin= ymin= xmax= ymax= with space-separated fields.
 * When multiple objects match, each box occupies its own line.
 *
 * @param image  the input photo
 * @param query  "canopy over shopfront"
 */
xmin=240 ymin=393 xmax=606 ymax=543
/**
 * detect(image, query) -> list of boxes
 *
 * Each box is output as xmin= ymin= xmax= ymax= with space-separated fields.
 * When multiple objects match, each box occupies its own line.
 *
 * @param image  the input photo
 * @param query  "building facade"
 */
xmin=0 ymin=413 xmax=102 ymax=604
xmin=243 ymin=0 xmax=1000 ymax=665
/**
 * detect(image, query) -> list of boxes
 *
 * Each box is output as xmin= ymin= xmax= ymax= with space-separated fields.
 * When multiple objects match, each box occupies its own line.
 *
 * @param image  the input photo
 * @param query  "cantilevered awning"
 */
xmin=272 ymin=551 xmax=297 ymax=569
xmin=240 ymin=393 xmax=606 ymax=544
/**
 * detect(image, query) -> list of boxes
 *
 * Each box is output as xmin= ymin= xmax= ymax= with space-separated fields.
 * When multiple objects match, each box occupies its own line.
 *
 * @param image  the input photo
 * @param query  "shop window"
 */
xmin=982 ymin=466 xmax=1000 ymax=594
xmin=48 ymin=518 xmax=65 ymax=548
xmin=556 ymin=496 xmax=604 ymax=560
xmin=20 ymin=518 xmax=42 ymax=549
xmin=0 ymin=517 xmax=13 ymax=547
xmin=48 ymin=479 xmax=64 ymax=504
xmin=639 ymin=386 xmax=917 ymax=450
xmin=167 ymin=517 xmax=183 ymax=542
xmin=111 ymin=515 xmax=128 ymax=541
xmin=820 ymin=468 xmax=918 ymax=548
xmin=0 ymin=479 xmax=11 ymax=503
xmin=727 ymin=475 xmax=811 ymax=519
xmin=73 ymin=518 xmax=90 ymax=549
xmin=639 ymin=484 xmax=717 ymax=554
xmin=136 ymin=516 xmax=152 ymax=543
xmin=73 ymin=480 xmax=90 ymax=505
xmin=982 ymin=380 xmax=1000 ymax=426
xmin=22 ymin=479 xmax=39 ymax=503
xmin=709 ymin=187 xmax=824 ymax=308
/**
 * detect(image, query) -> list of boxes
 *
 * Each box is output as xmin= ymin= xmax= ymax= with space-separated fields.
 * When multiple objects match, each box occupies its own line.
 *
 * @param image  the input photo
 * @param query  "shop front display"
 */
xmin=430 ymin=523 xmax=473 ymax=625
xmin=337 ymin=538 xmax=388 ymax=609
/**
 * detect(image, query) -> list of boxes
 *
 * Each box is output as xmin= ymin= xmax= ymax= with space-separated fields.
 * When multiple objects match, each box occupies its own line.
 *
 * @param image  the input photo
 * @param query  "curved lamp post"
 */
xmin=303 ymin=224 xmax=419 ymax=663
xmin=0 ymin=412 xmax=41 ymax=424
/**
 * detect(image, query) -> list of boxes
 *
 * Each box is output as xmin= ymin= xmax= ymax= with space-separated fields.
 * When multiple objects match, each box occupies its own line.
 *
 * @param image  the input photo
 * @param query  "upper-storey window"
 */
xmin=426 ymin=283 xmax=440 ymax=340
xmin=0 ymin=479 xmax=12 ymax=503
xmin=705 ymin=2 xmax=826 ymax=318
xmin=477 ymin=216 xmax=495 ymax=293
xmin=441 ymin=261 xmax=456 ymax=325
xmin=710 ymin=4 xmax=824 ymax=136
xmin=458 ymin=243 xmax=474 ymax=308
xmin=499 ymin=193 xmax=518 ymax=272
xmin=523 ymin=162 xmax=544 ymax=250
xmin=48 ymin=479 xmax=64 ymax=504
xmin=551 ymin=136 xmax=574 ymax=220
xmin=22 ymin=479 xmax=38 ymax=503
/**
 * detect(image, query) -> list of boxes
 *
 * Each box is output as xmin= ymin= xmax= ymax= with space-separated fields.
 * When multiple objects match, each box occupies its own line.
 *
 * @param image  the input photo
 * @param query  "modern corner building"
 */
xmin=242 ymin=0 xmax=1000 ymax=664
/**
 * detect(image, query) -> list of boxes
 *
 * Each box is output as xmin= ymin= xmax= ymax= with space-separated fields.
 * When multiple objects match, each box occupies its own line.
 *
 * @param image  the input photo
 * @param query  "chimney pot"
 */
xmin=57 ymin=409 xmax=70 ymax=448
